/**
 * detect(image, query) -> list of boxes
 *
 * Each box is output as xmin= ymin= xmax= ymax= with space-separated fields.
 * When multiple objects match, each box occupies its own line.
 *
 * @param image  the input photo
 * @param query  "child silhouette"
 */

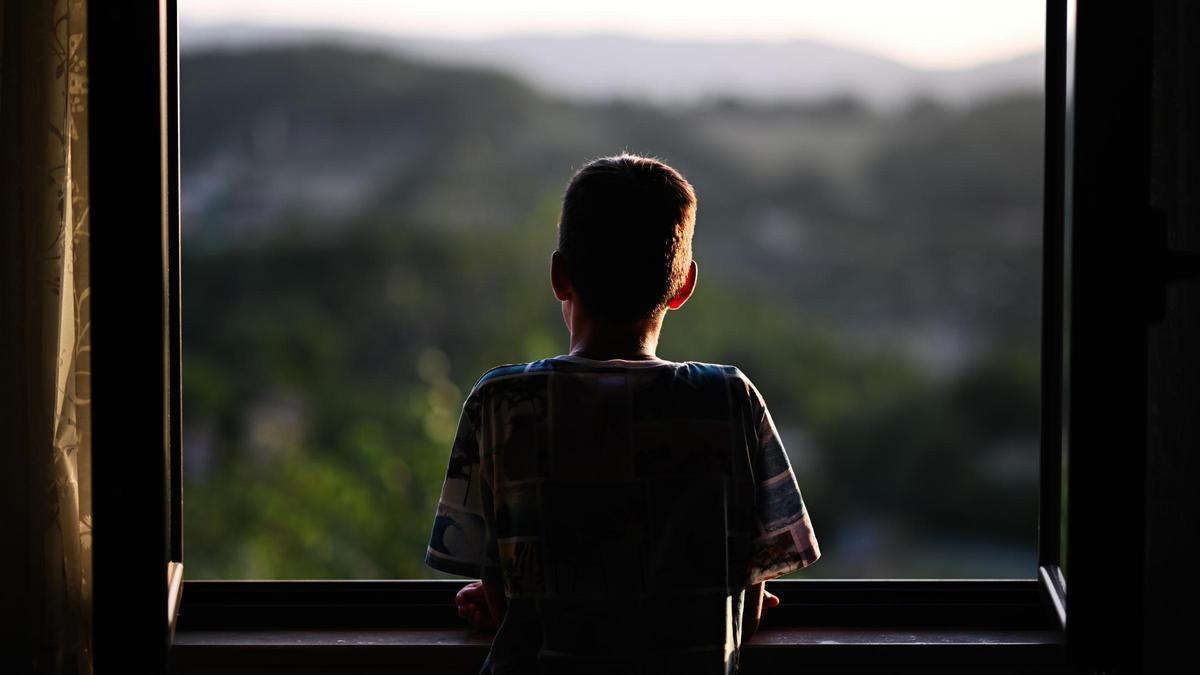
xmin=425 ymin=153 xmax=820 ymax=675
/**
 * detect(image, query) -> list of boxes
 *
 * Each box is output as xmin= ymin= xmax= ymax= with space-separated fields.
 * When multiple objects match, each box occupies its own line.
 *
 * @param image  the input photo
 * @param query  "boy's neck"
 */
xmin=566 ymin=306 xmax=665 ymax=361
xmin=569 ymin=335 xmax=658 ymax=360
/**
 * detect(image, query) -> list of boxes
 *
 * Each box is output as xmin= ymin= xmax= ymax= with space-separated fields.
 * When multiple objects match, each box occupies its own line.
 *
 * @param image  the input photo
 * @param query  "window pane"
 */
xmin=180 ymin=1 xmax=1045 ymax=579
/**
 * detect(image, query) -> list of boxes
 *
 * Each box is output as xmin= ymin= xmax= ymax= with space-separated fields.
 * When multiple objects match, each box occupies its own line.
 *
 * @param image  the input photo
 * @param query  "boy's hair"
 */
xmin=557 ymin=153 xmax=697 ymax=323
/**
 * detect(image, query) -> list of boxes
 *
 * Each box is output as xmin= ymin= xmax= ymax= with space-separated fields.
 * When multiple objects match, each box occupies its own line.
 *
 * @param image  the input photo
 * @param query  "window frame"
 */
xmin=92 ymin=0 xmax=1160 ymax=669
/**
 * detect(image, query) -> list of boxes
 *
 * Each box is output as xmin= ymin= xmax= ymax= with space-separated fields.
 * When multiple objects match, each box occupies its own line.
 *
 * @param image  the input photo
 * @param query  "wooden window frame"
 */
xmin=88 ymin=1 xmax=1155 ymax=671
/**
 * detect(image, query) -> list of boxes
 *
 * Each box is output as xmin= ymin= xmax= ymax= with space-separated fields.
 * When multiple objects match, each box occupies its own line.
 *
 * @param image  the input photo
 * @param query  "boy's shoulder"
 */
xmin=466 ymin=357 xmax=759 ymax=398
xmin=471 ymin=362 xmax=535 ymax=389
xmin=465 ymin=360 xmax=557 ymax=398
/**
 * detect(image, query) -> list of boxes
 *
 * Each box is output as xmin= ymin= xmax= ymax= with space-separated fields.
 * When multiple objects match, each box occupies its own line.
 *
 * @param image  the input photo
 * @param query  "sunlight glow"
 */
xmin=182 ymin=0 xmax=1044 ymax=69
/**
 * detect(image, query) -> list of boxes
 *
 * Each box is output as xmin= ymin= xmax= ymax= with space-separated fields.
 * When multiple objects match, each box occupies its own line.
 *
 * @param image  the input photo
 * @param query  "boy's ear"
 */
xmin=550 ymin=250 xmax=573 ymax=302
xmin=666 ymin=260 xmax=698 ymax=310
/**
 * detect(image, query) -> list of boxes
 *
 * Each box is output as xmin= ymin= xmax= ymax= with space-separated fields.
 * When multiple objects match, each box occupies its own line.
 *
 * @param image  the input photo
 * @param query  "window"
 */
xmin=86 ymin=0 xmax=1094 ymax=669
xmin=179 ymin=0 xmax=1051 ymax=583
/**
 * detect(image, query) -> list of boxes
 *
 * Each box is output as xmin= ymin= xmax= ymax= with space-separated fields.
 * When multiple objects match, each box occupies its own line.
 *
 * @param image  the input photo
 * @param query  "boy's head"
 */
xmin=555 ymin=153 xmax=697 ymax=324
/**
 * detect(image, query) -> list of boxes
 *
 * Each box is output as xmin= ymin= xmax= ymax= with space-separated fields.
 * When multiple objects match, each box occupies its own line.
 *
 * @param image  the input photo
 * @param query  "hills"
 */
xmin=181 ymin=43 xmax=1043 ymax=368
xmin=181 ymin=23 xmax=1043 ymax=108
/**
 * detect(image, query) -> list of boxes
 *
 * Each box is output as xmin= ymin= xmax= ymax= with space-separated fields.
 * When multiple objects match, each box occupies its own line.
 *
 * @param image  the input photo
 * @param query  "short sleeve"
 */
xmin=424 ymin=388 xmax=501 ymax=578
xmin=744 ymin=379 xmax=821 ymax=585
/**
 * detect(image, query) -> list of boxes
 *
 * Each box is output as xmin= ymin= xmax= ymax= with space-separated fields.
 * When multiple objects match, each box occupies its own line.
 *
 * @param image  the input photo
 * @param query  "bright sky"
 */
xmin=182 ymin=0 xmax=1045 ymax=70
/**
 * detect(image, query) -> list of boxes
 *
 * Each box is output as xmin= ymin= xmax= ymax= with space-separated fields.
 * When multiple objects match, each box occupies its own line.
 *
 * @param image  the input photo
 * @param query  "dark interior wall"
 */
xmin=0 ymin=2 xmax=61 ymax=670
xmin=1144 ymin=2 xmax=1200 ymax=672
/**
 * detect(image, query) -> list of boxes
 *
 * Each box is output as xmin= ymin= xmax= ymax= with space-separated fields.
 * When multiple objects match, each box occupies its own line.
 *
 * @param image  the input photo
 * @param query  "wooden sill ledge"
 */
xmin=171 ymin=625 xmax=1066 ymax=674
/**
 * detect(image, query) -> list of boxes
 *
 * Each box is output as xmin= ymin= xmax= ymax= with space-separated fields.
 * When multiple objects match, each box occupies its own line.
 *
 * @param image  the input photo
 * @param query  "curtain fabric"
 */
xmin=0 ymin=1 xmax=92 ymax=673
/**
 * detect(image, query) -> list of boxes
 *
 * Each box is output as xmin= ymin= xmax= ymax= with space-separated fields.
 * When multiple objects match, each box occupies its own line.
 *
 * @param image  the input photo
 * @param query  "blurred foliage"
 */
xmin=182 ymin=46 xmax=1042 ymax=579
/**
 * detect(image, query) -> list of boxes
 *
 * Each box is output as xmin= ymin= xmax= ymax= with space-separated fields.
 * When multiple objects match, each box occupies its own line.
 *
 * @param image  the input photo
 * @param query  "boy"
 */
xmin=424 ymin=153 xmax=821 ymax=675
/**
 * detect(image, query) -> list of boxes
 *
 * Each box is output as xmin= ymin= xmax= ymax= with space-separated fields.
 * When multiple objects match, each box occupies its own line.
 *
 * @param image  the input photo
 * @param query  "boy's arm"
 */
xmin=425 ymin=387 xmax=502 ymax=579
xmin=481 ymin=567 xmax=507 ymax=627
xmin=740 ymin=581 xmax=781 ymax=642
xmin=742 ymin=581 xmax=765 ymax=641
xmin=455 ymin=572 xmax=507 ymax=632
xmin=735 ymin=372 xmax=818 ymax=642
xmin=744 ymin=379 xmax=821 ymax=586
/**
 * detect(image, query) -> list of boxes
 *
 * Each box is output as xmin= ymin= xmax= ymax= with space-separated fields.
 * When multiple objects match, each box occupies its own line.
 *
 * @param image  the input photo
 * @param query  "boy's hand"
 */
xmin=742 ymin=582 xmax=782 ymax=643
xmin=761 ymin=588 xmax=781 ymax=620
xmin=455 ymin=581 xmax=499 ymax=632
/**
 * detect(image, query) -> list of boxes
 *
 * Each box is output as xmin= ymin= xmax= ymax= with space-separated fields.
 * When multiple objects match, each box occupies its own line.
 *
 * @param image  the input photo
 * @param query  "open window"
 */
xmin=89 ymin=1 xmax=1114 ymax=672
xmin=178 ymin=1 xmax=1053 ymax=583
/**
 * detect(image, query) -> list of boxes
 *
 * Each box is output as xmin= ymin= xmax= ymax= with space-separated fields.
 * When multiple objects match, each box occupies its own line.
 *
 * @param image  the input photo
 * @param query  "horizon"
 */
xmin=181 ymin=0 xmax=1044 ymax=70
xmin=180 ymin=22 xmax=1045 ymax=74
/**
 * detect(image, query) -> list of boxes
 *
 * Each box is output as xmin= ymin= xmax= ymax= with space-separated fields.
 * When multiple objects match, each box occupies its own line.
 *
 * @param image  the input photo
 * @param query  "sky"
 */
xmin=181 ymin=0 xmax=1046 ymax=70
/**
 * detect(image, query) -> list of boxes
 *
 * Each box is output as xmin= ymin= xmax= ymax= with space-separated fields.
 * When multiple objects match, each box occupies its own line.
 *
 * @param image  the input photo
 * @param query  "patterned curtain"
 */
xmin=0 ymin=1 xmax=92 ymax=673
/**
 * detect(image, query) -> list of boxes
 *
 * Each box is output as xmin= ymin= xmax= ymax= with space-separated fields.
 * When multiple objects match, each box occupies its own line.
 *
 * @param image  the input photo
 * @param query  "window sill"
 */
xmin=171 ymin=625 xmax=1065 ymax=674
xmin=171 ymin=578 xmax=1067 ymax=673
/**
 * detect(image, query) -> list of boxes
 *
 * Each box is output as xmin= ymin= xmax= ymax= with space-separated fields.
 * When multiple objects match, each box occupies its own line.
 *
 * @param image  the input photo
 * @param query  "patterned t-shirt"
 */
xmin=425 ymin=354 xmax=820 ymax=675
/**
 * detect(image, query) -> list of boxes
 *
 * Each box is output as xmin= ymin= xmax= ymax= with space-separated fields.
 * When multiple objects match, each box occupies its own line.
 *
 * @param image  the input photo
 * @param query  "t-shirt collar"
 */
xmin=554 ymin=353 xmax=671 ymax=367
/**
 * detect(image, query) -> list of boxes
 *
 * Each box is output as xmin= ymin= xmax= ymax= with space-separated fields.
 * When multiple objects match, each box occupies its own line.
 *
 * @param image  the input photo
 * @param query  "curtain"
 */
xmin=0 ymin=1 xmax=92 ymax=673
